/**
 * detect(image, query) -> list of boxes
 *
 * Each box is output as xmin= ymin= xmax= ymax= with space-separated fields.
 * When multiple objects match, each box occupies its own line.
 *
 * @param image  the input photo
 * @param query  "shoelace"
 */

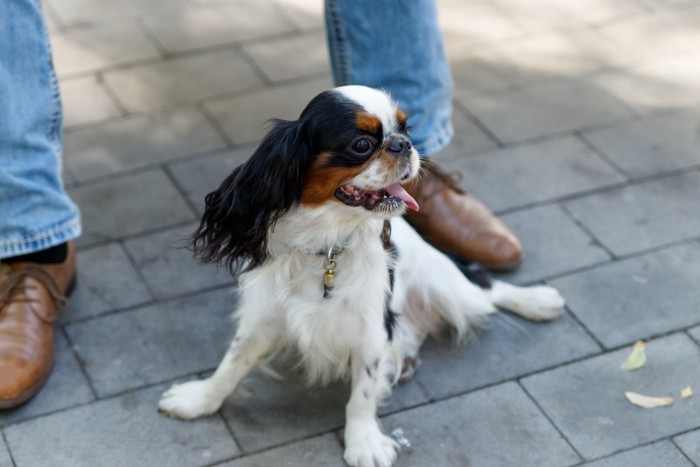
xmin=0 ymin=266 xmax=67 ymax=324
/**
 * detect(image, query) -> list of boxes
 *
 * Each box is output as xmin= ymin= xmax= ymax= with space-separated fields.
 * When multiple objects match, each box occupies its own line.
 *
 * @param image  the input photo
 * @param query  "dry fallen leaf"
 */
xmin=625 ymin=391 xmax=674 ymax=408
xmin=620 ymin=341 xmax=647 ymax=371
xmin=681 ymin=386 xmax=693 ymax=399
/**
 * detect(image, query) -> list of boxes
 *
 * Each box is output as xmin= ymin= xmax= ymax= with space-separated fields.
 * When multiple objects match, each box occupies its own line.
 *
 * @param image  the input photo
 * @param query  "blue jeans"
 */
xmin=325 ymin=0 xmax=454 ymax=156
xmin=0 ymin=0 xmax=81 ymax=259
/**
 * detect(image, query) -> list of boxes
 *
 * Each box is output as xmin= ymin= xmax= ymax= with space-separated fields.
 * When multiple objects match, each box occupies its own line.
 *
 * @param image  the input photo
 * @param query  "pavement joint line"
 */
xmin=573 ymin=132 xmax=632 ymax=181
xmin=60 ymin=281 xmax=235 ymax=328
xmin=196 ymin=101 xmax=237 ymax=148
xmin=95 ymin=71 xmax=130 ymax=117
xmin=235 ymin=43 xmax=274 ymax=86
xmin=215 ymin=410 xmax=245 ymax=458
xmin=1 ymin=430 xmax=17 ymax=467
xmin=73 ymin=218 xmax=198 ymax=252
xmin=268 ymin=0 xmax=308 ymax=34
xmin=452 ymin=99 xmax=504 ymax=148
xmin=557 ymin=202 xmax=617 ymax=260
xmin=538 ymin=233 xmax=700 ymax=287
xmin=492 ymin=163 xmax=700 ymax=218
xmin=517 ymin=379 xmax=586 ymax=463
xmin=162 ymin=163 xmax=204 ymax=217
xmin=118 ymin=238 xmax=162 ymax=303
xmin=64 ymin=150 xmax=229 ymax=190
xmin=58 ymin=325 xmax=100 ymax=401
xmin=135 ymin=17 xmax=170 ymax=58
xmin=672 ymin=436 xmax=700 ymax=467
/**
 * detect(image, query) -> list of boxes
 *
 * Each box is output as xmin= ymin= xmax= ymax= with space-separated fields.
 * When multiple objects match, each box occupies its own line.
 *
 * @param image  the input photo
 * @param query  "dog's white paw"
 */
xmin=344 ymin=420 xmax=398 ymax=467
xmin=522 ymin=285 xmax=565 ymax=321
xmin=158 ymin=379 xmax=223 ymax=420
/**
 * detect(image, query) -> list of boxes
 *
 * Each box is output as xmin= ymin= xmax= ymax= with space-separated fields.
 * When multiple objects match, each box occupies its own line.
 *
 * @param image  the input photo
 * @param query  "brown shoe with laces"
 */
xmin=0 ymin=242 xmax=76 ymax=409
xmin=404 ymin=158 xmax=523 ymax=271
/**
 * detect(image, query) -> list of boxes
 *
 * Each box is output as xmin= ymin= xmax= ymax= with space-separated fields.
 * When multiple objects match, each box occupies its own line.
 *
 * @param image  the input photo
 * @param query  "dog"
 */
xmin=158 ymin=85 xmax=565 ymax=467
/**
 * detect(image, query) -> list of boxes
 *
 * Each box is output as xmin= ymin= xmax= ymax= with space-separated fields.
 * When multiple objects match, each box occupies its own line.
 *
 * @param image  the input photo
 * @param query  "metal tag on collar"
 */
xmin=323 ymin=246 xmax=342 ymax=298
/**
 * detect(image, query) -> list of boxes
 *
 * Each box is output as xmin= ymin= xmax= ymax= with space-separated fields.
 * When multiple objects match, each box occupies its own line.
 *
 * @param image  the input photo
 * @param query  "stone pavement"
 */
xmin=3 ymin=0 xmax=700 ymax=465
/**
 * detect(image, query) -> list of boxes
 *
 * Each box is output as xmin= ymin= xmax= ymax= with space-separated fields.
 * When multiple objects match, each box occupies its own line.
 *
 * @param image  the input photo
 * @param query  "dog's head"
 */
xmin=193 ymin=85 xmax=421 ymax=273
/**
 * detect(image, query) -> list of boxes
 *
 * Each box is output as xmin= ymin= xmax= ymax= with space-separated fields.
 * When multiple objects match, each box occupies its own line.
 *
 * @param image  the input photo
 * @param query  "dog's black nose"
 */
xmin=387 ymin=137 xmax=411 ymax=154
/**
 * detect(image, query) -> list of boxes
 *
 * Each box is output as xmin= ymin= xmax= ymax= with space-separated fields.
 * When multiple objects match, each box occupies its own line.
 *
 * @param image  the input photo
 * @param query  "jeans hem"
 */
xmin=0 ymin=218 xmax=81 ymax=259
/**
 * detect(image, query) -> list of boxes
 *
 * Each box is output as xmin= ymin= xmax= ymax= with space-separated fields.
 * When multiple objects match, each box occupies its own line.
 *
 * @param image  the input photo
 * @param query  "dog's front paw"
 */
xmin=344 ymin=419 xmax=398 ymax=467
xmin=158 ymin=379 xmax=223 ymax=420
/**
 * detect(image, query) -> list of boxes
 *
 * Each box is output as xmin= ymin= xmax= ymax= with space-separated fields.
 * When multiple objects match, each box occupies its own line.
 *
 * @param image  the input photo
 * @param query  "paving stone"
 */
xmin=69 ymin=169 xmax=194 ymax=246
xmin=167 ymin=148 xmax=253 ymax=215
xmin=3 ymin=385 xmax=238 ymax=467
xmin=442 ymin=137 xmax=625 ymax=212
xmin=123 ymin=224 xmax=234 ymax=300
xmin=47 ymin=0 xmax=189 ymax=26
xmin=0 ymin=333 xmax=93 ymax=428
xmin=221 ymin=434 xmax=344 ymax=467
xmin=221 ymin=369 xmax=426 ymax=453
xmin=563 ymin=171 xmax=700 ymax=256
xmin=273 ymin=0 xmax=324 ymax=30
xmin=592 ymin=7 xmax=700 ymax=63
xmin=492 ymin=0 xmax=643 ymax=33
xmin=381 ymin=382 xmax=580 ymax=466
xmin=0 ymin=436 xmax=11 ymax=467
xmin=495 ymin=204 xmax=611 ymax=285
xmin=582 ymin=108 xmax=700 ymax=178
xmin=65 ymin=288 xmax=235 ymax=397
xmin=690 ymin=324 xmax=700 ymax=344
xmin=50 ymin=22 xmax=160 ymax=77
xmin=413 ymin=311 xmax=599 ymax=400
xmin=61 ymin=243 xmax=153 ymax=322
xmin=60 ymin=77 xmax=122 ymax=128
xmin=203 ymin=75 xmax=333 ymax=145
xmin=675 ymin=426 xmax=700 ymax=464
xmin=243 ymin=32 xmax=329 ymax=82
xmin=102 ymin=50 xmax=263 ymax=113
xmin=552 ymin=243 xmax=700 ymax=348
xmin=459 ymin=78 xmax=632 ymax=143
xmin=449 ymin=49 xmax=513 ymax=94
xmin=439 ymin=1 xmax=526 ymax=50
xmin=436 ymin=104 xmax=497 ymax=158
xmin=581 ymin=440 xmax=693 ymax=467
xmin=593 ymin=50 xmax=700 ymax=113
xmin=141 ymin=1 xmax=294 ymax=54
xmin=64 ymin=107 xmax=226 ymax=182
xmin=522 ymin=333 xmax=700 ymax=460
xmin=480 ymin=28 xmax=628 ymax=86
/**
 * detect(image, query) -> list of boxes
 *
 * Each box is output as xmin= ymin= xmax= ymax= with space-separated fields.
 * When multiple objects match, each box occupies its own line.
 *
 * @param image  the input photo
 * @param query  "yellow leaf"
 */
xmin=681 ymin=386 xmax=693 ymax=399
xmin=625 ymin=391 xmax=673 ymax=408
xmin=620 ymin=340 xmax=647 ymax=371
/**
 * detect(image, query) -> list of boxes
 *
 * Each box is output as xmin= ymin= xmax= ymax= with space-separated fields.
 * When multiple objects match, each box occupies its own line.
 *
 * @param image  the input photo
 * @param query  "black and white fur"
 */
xmin=158 ymin=86 xmax=564 ymax=467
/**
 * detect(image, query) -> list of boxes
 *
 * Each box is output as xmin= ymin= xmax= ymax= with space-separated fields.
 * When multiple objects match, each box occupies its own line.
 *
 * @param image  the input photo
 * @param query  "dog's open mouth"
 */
xmin=335 ymin=183 xmax=419 ymax=212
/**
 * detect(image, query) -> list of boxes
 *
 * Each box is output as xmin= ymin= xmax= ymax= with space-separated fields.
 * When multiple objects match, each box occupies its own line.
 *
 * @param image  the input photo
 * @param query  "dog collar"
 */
xmin=321 ymin=221 xmax=392 ymax=299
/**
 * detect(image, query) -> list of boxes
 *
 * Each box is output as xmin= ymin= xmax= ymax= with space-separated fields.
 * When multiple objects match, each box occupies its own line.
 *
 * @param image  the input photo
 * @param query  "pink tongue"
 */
xmin=385 ymin=183 xmax=419 ymax=211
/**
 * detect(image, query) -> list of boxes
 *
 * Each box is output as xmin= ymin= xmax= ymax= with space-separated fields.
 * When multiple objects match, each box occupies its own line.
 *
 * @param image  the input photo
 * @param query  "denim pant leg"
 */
xmin=324 ymin=0 xmax=454 ymax=155
xmin=0 ymin=0 xmax=81 ymax=259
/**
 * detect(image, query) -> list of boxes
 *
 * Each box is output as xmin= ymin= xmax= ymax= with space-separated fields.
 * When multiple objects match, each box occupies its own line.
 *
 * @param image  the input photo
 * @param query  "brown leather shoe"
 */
xmin=404 ymin=158 xmax=523 ymax=271
xmin=0 ymin=242 xmax=76 ymax=409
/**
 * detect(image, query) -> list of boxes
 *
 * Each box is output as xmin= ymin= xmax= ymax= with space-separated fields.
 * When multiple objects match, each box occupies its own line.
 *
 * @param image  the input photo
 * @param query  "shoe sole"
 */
xmin=0 ymin=360 xmax=55 ymax=409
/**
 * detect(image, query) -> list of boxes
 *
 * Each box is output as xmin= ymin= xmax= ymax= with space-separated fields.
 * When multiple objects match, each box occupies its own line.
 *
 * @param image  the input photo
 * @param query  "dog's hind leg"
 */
xmin=159 ymin=311 xmax=280 ymax=420
xmin=490 ymin=281 xmax=564 ymax=322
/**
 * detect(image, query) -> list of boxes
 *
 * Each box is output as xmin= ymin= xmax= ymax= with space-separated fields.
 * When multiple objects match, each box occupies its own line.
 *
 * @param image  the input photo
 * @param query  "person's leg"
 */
xmin=324 ymin=0 xmax=522 ymax=270
xmin=0 ymin=0 xmax=79 ymax=409
xmin=325 ymin=0 xmax=453 ymax=156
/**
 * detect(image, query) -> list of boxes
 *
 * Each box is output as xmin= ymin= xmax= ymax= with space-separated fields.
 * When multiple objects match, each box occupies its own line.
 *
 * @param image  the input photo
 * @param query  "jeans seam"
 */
xmin=0 ymin=219 xmax=80 ymax=248
xmin=325 ymin=0 xmax=350 ymax=85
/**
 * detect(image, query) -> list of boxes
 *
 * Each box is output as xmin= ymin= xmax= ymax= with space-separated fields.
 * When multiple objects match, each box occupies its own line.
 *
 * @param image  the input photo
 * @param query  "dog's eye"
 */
xmin=350 ymin=138 xmax=374 ymax=156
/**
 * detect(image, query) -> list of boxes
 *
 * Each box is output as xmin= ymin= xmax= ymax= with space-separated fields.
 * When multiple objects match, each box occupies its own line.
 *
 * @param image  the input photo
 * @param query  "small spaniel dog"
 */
xmin=159 ymin=86 xmax=564 ymax=467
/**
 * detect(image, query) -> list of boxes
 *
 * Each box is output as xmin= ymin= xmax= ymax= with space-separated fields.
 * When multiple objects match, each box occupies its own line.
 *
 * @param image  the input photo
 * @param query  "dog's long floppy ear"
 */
xmin=192 ymin=118 xmax=314 ymax=274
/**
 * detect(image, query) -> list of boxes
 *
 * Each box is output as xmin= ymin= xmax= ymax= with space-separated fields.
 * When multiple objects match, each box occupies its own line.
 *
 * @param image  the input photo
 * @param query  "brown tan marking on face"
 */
xmin=355 ymin=111 xmax=382 ymax=135
xmin=300 ymin=152 xmax=377 ymax=206
xmin=396 ymin=109 xmax=408 ymax=127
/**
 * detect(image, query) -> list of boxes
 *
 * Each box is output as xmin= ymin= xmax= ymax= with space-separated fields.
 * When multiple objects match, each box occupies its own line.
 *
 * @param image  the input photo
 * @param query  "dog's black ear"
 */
xmin=192 ymin=118 xmax=314 ymax=274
